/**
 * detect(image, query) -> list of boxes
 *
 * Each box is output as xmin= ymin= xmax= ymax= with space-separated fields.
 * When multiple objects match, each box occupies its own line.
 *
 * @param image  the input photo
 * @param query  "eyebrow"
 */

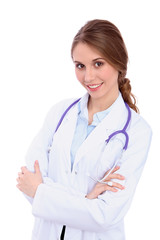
xmin=93 ymin=58 xmax=105 ymax=61
xmin=73 ymin=57 xmax=105 ymax=63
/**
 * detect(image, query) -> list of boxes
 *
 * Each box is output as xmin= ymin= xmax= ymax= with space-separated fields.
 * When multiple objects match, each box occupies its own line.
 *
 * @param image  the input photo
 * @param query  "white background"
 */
xmin=0 ymin=0 xmax=159 ymax=239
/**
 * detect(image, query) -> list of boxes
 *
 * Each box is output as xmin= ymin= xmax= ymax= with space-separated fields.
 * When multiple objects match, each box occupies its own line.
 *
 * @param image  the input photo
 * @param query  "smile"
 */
xmin=87 ymin=83 xmax=103 ymax=91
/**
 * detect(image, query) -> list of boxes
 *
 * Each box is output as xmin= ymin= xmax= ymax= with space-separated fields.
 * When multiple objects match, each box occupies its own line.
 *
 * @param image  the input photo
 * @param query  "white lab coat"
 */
xmin=25 ymin=93 xmax=152 ymax=240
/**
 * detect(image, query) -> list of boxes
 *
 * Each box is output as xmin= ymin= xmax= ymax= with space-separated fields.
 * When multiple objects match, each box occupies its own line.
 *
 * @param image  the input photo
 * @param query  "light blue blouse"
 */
xmin=70 ymin=94 xmax=120 ymax=169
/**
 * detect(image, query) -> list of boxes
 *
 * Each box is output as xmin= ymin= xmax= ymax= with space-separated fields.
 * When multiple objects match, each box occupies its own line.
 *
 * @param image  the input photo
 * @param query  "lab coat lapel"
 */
xmin=73 ymin=95 xmax=128 ymax=168
xmin=54 ymin=103 xmax=79 ymax=170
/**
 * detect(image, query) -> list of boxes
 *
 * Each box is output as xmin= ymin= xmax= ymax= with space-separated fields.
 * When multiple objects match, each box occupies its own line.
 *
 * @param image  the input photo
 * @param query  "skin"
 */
xmin=16 ymin=162 xmax=124 ymax=199
xmin=73 ymin=42 xmax=125 ymax=198
xmin=16 ymin=160 xmax=43 ymax=198
xmin=16 ymin=43 xmax=125 ymax=199
xmin=86 ymin=166 xmax=125 ymax=199
xmin=72 ymin=42 xmax=119 ymax=124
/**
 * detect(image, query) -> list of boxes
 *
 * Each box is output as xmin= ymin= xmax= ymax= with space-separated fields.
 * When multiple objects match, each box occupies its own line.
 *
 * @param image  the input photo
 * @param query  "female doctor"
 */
xmin=16 ymin=19 xmax=152 ymax=240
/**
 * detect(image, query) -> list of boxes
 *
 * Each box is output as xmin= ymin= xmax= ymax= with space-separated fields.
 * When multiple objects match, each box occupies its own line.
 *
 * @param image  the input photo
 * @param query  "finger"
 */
xmin=34 ymin=160 xmax=40 ymax=173
xmin=102 ymin=184 xmax=118 ymax=192
xmin=111 ymin=166 xmax=120 ymax=174
xmin=103 ymin=166 xmax=120 ymax=178
xmin=107 ymin=173 xmax=125 ymax=181
xmin=16 ymin=184 xmax=22 ymax=191
xmin=21 ymin=166 xmax=28 ymax=174
xmin=16 ymin=177 xmax=20 ymax=183
xmin=102 ymin=172 xmax=124 ymax=182
xmin=18 ymin=172 xmax=23 ymax=178
xmin=108 ymin=182 xmax=125 ymax=190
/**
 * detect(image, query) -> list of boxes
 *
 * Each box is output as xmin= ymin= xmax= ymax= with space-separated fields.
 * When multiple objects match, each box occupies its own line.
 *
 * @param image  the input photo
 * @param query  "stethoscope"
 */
xmin=50 ymin=98 xmax=131 ymax=184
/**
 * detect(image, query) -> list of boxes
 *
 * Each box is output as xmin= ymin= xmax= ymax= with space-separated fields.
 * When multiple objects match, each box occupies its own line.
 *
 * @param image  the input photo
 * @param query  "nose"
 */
xmin=84 ymin=67 xmax=95 ymax=83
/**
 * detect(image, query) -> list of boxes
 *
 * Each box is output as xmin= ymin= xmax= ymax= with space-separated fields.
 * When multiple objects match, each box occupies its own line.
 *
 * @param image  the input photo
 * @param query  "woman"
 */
xmin=17 ymin=19 xmax=152 ymax=240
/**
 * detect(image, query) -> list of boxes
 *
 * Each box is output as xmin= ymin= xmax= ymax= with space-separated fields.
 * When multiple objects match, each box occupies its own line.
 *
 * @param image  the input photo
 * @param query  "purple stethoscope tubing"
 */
xmin=54 ymin=98 xmax=81 ymax=133
xmin=105 ymin=102 xmax=131 ymax=150
xmin=53 ymin=98 xmax=131 ymax=184
xmin=55 ymin=99 xmax=131 ymax=151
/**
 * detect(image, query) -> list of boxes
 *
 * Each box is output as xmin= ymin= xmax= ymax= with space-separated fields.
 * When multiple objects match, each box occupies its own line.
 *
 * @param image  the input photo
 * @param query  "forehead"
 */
xmin=72 ymin=42 xmax=103 ymax=62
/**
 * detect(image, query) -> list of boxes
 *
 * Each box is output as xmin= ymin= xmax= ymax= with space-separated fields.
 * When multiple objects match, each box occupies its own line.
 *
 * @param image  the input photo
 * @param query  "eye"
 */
xmin=95 ymin=62 xmax=103 ymax=67
xmin=76 ymin=63 xmax=85 ymax=69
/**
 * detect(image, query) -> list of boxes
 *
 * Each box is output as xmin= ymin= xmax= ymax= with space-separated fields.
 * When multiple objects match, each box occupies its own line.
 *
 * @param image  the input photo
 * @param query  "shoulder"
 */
xmin=44 ymin=98 xmax=79 ymax=128
xmin=49 ymin=98 xmax=78 ymax=114
xmin=131 ymin=109 xmax=152 ymax=132
xmin=129 ymin=109 xmax=152 ymax=144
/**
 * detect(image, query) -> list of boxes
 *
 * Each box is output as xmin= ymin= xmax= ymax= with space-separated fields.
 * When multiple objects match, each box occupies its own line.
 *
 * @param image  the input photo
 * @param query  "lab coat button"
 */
xmin=75 ymin=171 xmax=78 ymax=175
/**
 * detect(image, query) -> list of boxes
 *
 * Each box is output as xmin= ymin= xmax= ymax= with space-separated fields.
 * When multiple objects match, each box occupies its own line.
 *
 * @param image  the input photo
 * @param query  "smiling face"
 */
xmin=72 ymin=42 xmax=119 ymax=108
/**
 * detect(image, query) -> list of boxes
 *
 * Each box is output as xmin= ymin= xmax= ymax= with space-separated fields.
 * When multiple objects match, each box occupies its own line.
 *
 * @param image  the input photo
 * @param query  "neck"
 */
xmin=88 ymin=91 xmax=119 ymax=114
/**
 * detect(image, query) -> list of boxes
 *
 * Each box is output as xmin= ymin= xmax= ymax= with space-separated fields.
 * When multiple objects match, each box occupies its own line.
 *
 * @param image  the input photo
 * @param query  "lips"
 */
xmin=87 ymin=82 xmax=103 ymax=91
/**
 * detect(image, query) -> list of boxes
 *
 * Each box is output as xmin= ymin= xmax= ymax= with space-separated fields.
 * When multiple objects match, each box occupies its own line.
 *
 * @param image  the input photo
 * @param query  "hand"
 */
xmin=86 ymin=166 xmax=125 ymax=199
xmin=16 ymin=160 xmax=43 ymax=198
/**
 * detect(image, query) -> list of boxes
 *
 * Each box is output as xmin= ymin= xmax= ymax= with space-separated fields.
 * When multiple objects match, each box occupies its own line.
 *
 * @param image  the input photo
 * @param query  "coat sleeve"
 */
xmin=31 ymin=117 xmax=152 ymax=232
xmin=24 ymin=99 xmax=74 ymax=204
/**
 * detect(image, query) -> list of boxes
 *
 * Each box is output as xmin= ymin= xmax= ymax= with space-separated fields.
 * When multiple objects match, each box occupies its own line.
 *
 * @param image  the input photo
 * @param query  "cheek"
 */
xmin=75 ymin=70 xmax=83 ymax=83
xmin=102 ymin=68 xmax=118 ymax=84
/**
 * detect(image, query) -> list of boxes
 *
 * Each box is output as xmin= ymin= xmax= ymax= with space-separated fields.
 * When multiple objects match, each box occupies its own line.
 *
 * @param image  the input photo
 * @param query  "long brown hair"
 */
xmin=71 ymin=19 xmax=139 ymax=113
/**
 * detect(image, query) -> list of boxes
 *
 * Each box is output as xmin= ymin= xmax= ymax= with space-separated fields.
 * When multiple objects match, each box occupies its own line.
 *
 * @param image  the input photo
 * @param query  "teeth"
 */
xmin=88 ymin=83 xmax=102 ymax=89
